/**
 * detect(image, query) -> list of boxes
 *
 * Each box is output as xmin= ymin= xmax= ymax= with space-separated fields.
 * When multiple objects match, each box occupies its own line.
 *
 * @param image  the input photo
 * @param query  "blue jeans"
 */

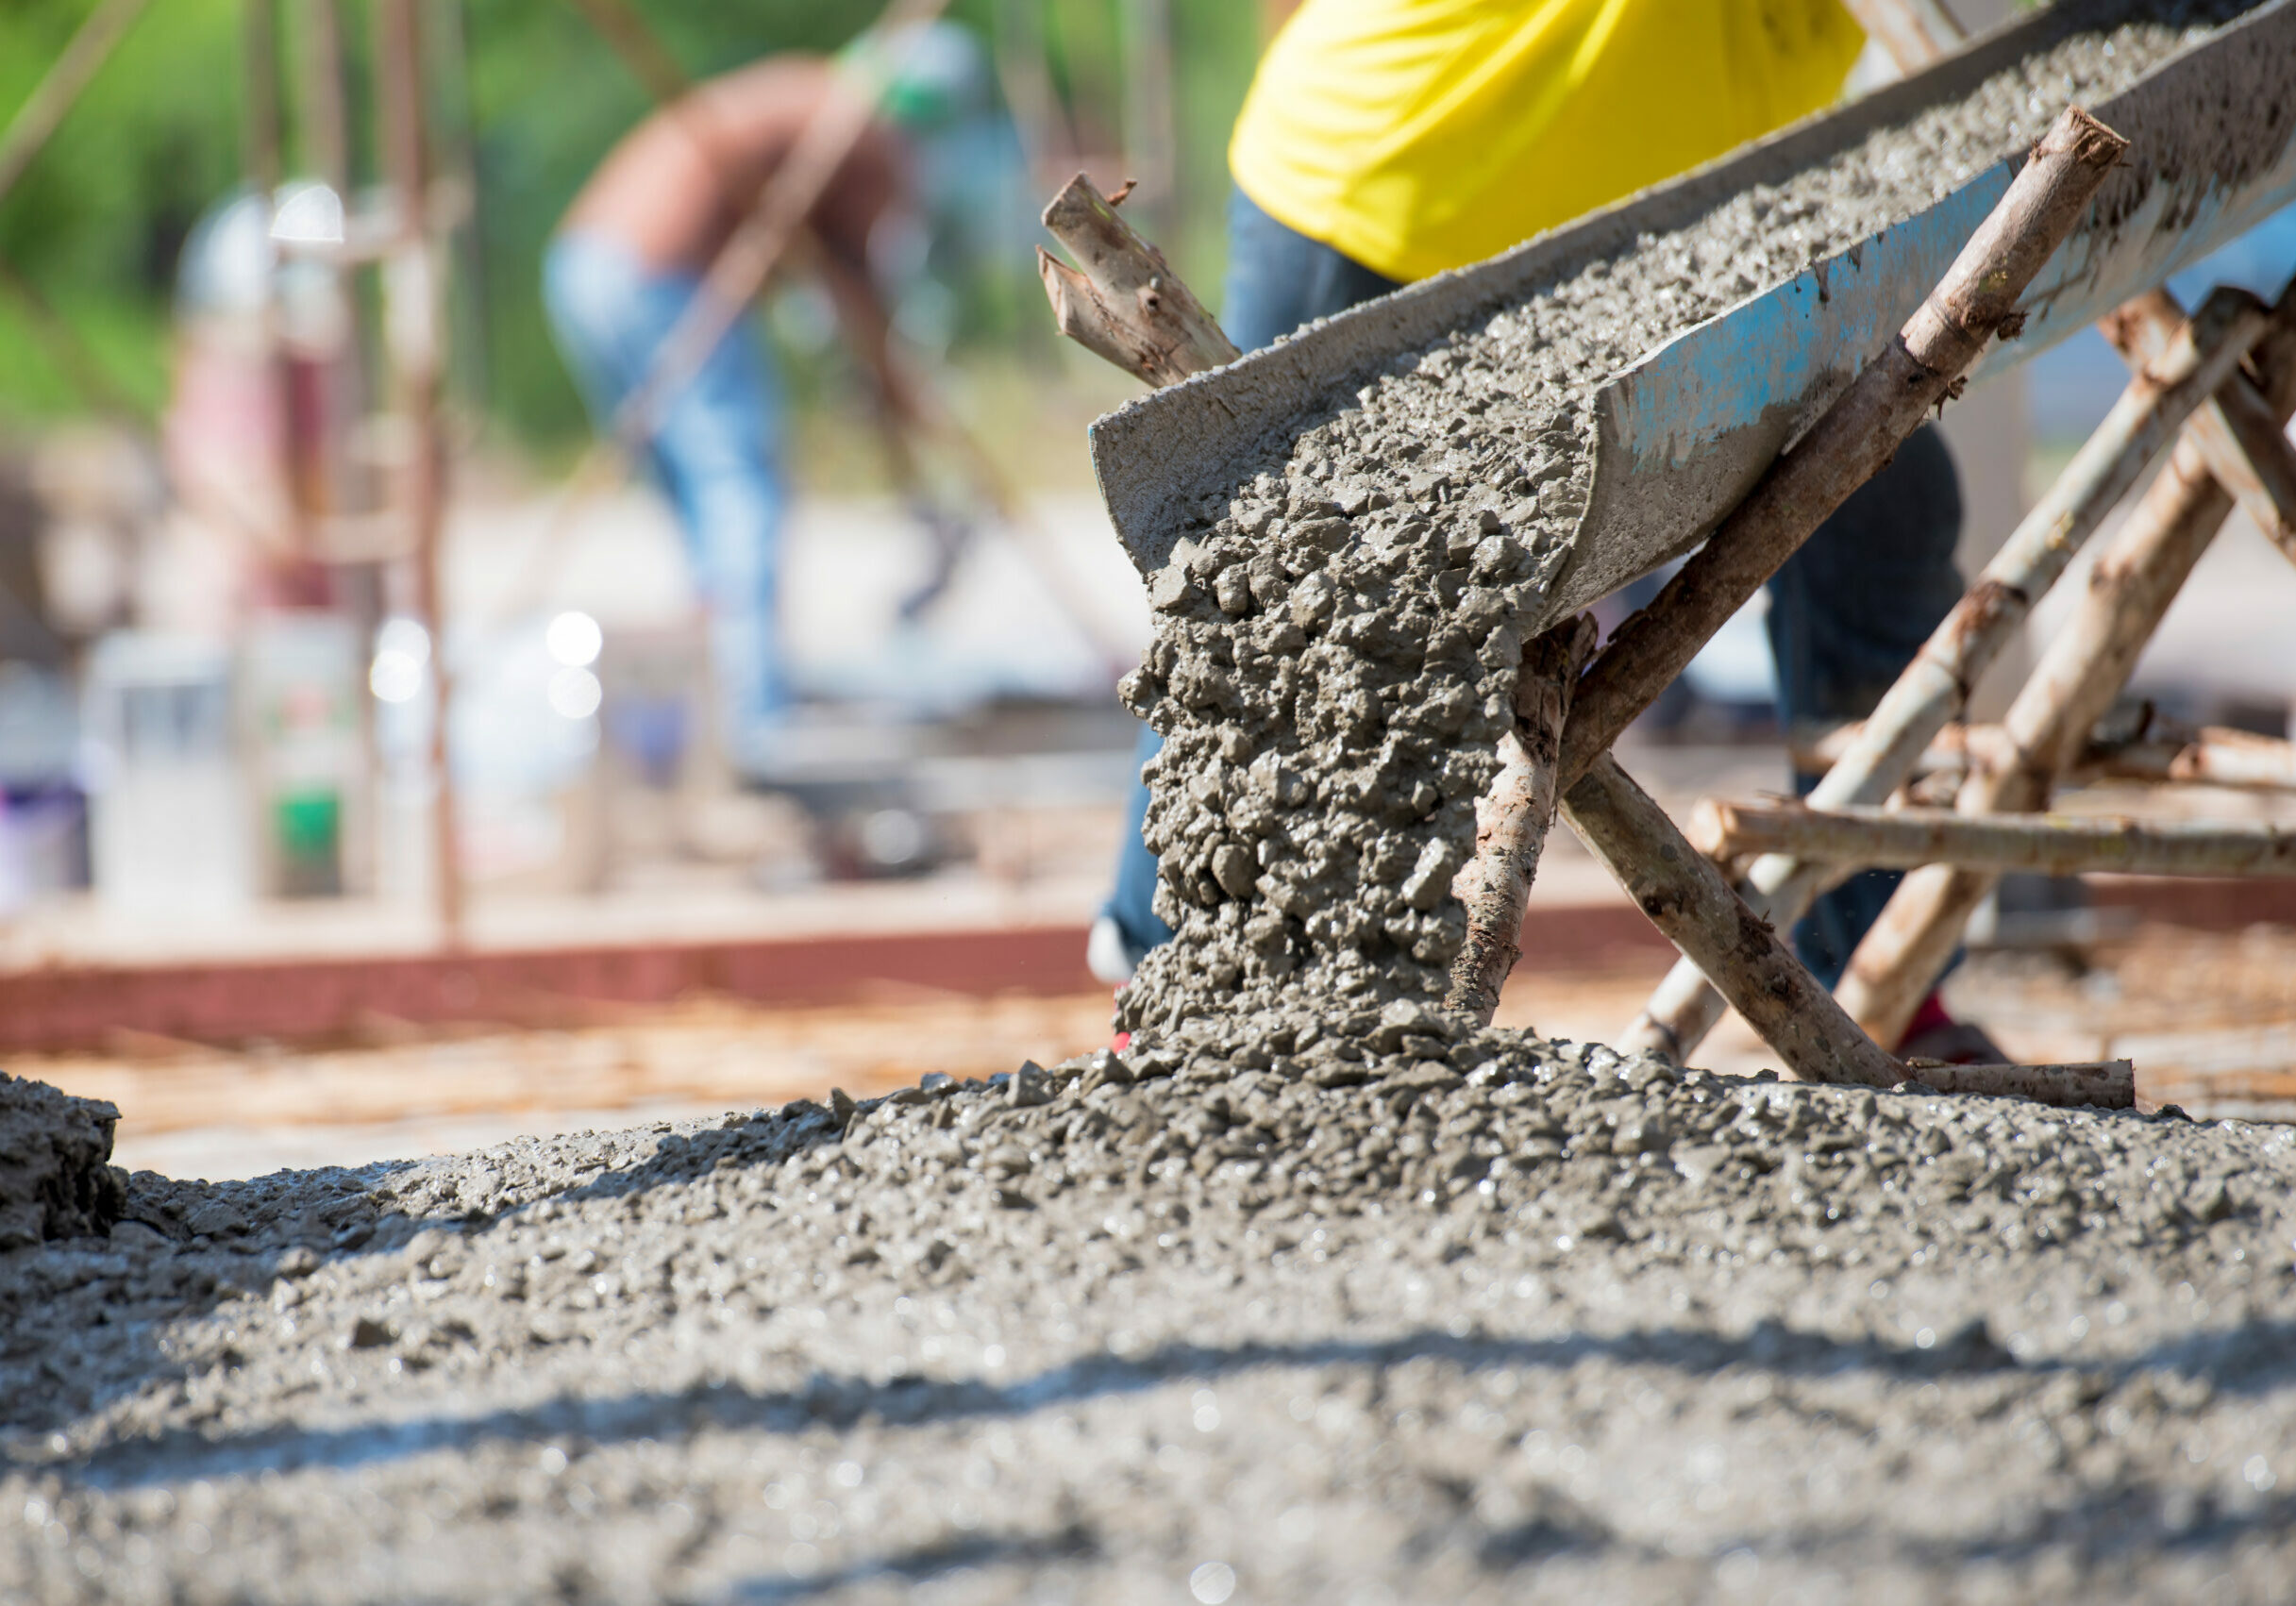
xmin=543 ymin=232 xmax=791 ymax=766
xmin=1102 ymin=188 xmax=1964 ymax=994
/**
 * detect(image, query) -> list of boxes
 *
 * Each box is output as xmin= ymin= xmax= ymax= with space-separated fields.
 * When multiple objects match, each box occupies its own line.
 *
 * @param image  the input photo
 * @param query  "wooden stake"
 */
xmin=1445 ymin=615 xmax=1598 ymax=1024
xmin=1837 ymin=292 xmax=2296 ymax=1046
xmin=2103 ymin=285 xmax=2296 ymax=564
xmin=1620 ymin=284 xmax=2280 ymax=1064
xmin=1559 ymin=756 xmax=1904 ymax=1089
xmin=1904 ymin=1059 xmax=2135 ymax=1110
xmin=377 ymin=0 xmax=464 ymax=947
xmin=1558 ymin=107 xmax=2127 ymax=790
xmin=1792 ymin=715 xmax=2296 ymax=793
xmin=1692 ymin=799 xmax=2296 ymax=879
xmin=1037 ymin=173 xmax=1239 ymax=387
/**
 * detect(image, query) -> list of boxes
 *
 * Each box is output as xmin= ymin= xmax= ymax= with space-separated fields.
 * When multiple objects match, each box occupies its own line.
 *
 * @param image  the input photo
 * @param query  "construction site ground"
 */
xmin=26 ymin=914 xmax=2296 ymax=1184
xmin=6 ymin=912 xmax=2296 ymax=1603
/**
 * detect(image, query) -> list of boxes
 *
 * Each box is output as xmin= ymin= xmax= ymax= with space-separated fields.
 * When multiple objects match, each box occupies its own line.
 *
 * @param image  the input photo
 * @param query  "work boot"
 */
xmin=1895 ymin=989 xmax=2006 ymax=1065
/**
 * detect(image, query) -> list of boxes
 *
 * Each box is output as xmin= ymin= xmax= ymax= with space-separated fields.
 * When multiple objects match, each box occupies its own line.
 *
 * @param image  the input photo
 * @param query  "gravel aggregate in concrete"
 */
xmin=6 ymin=1025 xmax=2296 ymax=1602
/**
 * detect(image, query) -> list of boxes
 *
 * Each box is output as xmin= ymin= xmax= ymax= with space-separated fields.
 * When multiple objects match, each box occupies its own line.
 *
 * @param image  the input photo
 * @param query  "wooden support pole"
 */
xmin=1692 ymin=799 xmax=2296 ymax=879
xmin=377 ymin=0 xmax=464 ymax=946
xmin=1792 ymin=715 xmax=2296 ymax=793
xmin=1836 ymin=292 xmax=2296 ymax=1046
xmin=1038 ymin=173 xmax=1239 ymax=387
xmin=1559 ymin=756 xmax=1904 ymax=1089
xmin=1446 ymin=615 xmax=1598 ymax=1024
xmin=1557 ymin=108 xmax=2126 ymax=791
xmin=1621 ymin=284 xmax=2279 ymax=1063
xmin=1904 ymin=1059 xmax=2134 ymax=1110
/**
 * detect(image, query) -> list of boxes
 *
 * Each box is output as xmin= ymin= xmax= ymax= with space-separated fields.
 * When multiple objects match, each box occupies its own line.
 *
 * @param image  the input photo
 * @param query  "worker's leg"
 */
xmin=544 ymin=233 xmax=791 ymax=765
xmin=1095 ymin=189 xmax=1401 ymax=979
xmin=647 ymin=322 xmax=791 ymax=766
xmin=1765 ymin=423 xmax=1966 ymax=988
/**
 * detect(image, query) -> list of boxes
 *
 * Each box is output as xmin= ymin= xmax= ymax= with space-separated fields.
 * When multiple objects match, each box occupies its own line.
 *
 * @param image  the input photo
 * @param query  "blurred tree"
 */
xmin=0 ymin=0 xmax=1265 ymax=446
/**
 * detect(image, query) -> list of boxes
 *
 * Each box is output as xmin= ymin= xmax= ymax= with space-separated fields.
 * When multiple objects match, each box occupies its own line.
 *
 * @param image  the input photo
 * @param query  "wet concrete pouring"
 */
xmin=10 ymin=4 xmax=2296 ymax=1600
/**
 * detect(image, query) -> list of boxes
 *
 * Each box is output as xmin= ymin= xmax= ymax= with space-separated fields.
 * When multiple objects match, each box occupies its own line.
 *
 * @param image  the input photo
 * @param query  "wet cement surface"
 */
xmin=6 ymin=1025 xmax=2296 ymax=1603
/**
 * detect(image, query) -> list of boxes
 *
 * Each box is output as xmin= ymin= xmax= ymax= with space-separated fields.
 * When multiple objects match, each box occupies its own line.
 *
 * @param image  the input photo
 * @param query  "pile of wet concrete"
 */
xmin=5 ymin=1019 xmax=2294 ymax=1601
xmin=0 ymin=1072 xmax=125 ymax=1251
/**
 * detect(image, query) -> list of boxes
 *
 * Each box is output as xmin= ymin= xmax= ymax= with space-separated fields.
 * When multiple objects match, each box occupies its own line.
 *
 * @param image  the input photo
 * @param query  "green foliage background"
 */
xmin=0 ymin=0 xmax=1260 ymax=445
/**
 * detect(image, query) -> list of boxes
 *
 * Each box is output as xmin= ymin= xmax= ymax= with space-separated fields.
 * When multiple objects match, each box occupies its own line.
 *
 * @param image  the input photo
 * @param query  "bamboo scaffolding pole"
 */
xmin=1559 ymin=756 xmax=1906 ymax=1090
xmin=1445 ymin=615 xmax=1598 ymax=1024
xmin=1692 ymin=799 xmax=2296 ymax=879
xmin=1038 ymin=173 xmax=1240 ymax=387
xmin=1836 ymin=289 xmax=2296 ymax=1046
xmin=1621 ymin=285 xmax=2279 ymax=1062
xmin=1556 ymin=108 xmax=2125 ymax=793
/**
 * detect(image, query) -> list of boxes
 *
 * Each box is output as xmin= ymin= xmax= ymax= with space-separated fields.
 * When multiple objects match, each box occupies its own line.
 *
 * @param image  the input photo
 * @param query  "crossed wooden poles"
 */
xmin=1037 ymin=106 xmax=2295 ymax=1111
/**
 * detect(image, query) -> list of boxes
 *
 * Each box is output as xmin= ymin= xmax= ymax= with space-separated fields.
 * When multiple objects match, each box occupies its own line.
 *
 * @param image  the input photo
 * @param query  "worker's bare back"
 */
xmin=561 ymin=56 xmax=903 ymax=276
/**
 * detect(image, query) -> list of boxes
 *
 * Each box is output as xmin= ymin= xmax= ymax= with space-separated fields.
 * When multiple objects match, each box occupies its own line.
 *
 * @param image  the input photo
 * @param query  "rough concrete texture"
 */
xmin=1112 ymin=1 xmax=2248 ymax=1037
xmin=0 ymin=1071 xmax=126 ymax=1249
xmin=5 ymin=1031 xmax=2296 ymax=1603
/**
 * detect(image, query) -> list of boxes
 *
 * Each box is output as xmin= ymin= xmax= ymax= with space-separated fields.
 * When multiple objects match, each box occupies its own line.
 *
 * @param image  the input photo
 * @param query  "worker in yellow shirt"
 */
xmin=1091 ymin=0 xmax=1994 ymax=1062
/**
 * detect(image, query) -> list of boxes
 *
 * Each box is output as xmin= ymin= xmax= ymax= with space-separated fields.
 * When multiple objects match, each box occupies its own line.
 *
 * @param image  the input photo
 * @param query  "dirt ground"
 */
xmin=22 ymin=920 xmax=2295 ymax=1182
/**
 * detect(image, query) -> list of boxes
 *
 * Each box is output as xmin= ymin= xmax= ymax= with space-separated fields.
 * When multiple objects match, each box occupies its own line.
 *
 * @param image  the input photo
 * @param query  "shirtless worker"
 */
xmin=544 ymin=56 xmax=909 ymax=774
xmin=1087 ymin=0 xmax=1998 ymax=1062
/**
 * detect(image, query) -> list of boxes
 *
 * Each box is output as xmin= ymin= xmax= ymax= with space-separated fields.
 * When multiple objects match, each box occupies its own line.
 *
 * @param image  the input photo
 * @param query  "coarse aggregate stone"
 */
xmin=0 ymin=1072 xmax=126 ymax=1250
xmin=1112 ymin=0 xmax=2253 ymax=1036
xmin=6 ymin=1026 xmax=2296 ymax=1603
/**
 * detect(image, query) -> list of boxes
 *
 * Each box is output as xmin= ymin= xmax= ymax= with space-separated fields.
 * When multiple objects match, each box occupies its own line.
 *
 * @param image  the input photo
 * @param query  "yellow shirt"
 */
xmin=1230 ymin=0 xmax=1866 ymax=283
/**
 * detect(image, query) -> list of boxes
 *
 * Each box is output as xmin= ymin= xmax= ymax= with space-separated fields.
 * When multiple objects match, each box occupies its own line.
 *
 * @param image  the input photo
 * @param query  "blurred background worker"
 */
xmin=1090 ymin=0 xmax=1992 ymax=1061
xmin=544 ymin=54 xmax=913 ymax=777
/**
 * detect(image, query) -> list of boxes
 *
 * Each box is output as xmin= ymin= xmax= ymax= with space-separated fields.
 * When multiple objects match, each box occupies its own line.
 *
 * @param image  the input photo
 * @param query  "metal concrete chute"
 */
xmin=1084 ymin=0 xmax=2296 ymax=634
